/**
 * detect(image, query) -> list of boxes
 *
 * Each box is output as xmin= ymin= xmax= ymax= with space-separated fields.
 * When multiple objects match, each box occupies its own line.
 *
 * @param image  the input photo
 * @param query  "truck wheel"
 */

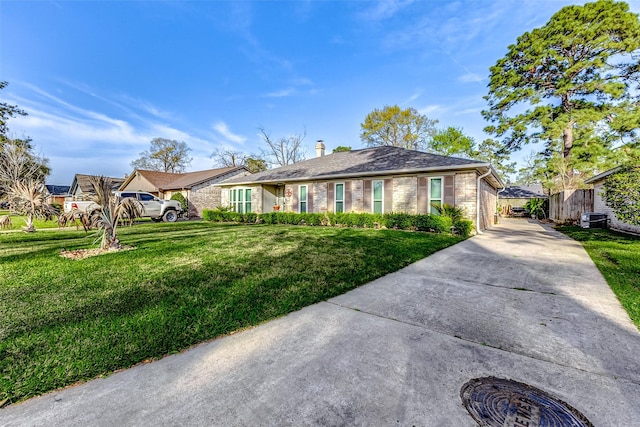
xmin=162 ymin=210 xmax=178 ymax=223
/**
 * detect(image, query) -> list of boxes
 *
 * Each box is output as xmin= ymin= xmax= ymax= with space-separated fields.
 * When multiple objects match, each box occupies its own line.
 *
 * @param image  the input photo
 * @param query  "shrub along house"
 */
xmin=584 ymin=167 xmax=640 ymax=235
xmin=118 ymin=166 xmax=251 ymax=218
xmin=218 ymin=143 xmax=504 ymax=233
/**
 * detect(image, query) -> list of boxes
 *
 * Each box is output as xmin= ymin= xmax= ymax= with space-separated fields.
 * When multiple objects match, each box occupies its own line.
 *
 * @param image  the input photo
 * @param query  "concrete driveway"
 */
xmin=2 ymin=219 xmax=639 ymax=426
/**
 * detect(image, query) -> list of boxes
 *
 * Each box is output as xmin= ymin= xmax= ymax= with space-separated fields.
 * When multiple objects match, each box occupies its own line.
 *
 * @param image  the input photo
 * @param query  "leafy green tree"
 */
xmin=0 ymin=81 xmax=27 ymax=137
xmin=245 ymin=157 xmax=267 ymax=173
xmin=484 ymin=0 xmax=640 ymax=184
xmin=333 ymin=146 xmax=352 ymax=153
xmin=476 ymin=139 xmax=517 ymax=182
xmin=602 ymin=166 xmax=640 ymax=226
xmin=429 ymin=126 xmax=477 ymax=158
xmin=360 ymin=105 xmax=438 ymax=150
xmin=131 ymin=138 xmax=192 ymax=173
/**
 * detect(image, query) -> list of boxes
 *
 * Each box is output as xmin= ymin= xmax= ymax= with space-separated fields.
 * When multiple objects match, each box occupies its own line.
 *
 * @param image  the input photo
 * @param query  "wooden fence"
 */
xmin=549 ymin=189 xmax=594 ymax=223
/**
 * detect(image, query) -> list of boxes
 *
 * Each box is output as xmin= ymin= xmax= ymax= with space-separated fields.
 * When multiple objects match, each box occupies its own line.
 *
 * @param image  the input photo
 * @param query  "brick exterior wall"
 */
xmin=454 ymin=172 xmax=477 ymax=226
xmin=350 ymin=180 xmax=364 ymax=212
xmin=593 ymin=181 xmax=640 ymax=234
xmin=188 ymin=169 xmax=249 ymax=217
xmin=392 ymin=176 xmax=418 ymax=214
xmin=220 ymin=171 xmax=497 ymax=232
xmin=479 ymin=178 xmax=497 ymax=231
xmin=314 ymin=182 xmax=328 ymax=213
xmin=188 ymin=184 xmax=221 ymax=217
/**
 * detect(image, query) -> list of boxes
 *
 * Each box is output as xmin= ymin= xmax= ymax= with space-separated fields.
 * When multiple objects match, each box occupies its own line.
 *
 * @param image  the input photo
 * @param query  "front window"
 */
xmin=335 ymin=183 xmax=344 ymax=213
xmin=372 ymin=180 xmax=383 ymax=214
xmin=230 ymin=188 xmax=252 ymax=213
xmin=299 ymin=185 xmax=307 ymax=213
xmin=429 ymin=178 xmax=443 ymax=215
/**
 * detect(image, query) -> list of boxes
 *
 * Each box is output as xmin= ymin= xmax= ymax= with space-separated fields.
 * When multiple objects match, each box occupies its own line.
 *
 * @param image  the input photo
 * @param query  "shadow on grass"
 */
xmin=0 ymin=224 xmax=462 ymax=403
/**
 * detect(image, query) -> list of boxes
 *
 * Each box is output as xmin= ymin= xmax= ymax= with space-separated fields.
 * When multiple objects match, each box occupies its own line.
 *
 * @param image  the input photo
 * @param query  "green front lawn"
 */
xmin=0 ymin=221 xmax=464 ymax=403
xmin=0 ymin=212 xmax=61 ymax=231
xmin=557 ymin=226 xmax=640 ymax=329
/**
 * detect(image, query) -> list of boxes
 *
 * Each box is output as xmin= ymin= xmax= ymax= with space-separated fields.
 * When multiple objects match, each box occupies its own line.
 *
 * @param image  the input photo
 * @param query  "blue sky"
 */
xmin=2 ymin=0 xmax=638 ymax=185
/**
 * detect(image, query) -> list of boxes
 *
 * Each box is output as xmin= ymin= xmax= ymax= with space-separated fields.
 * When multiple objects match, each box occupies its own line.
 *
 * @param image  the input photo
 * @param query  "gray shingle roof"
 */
xmin=220 ymin=146 xmax=488 ymax=185
xmin=500 ymin=186 xmax=547 ymax=199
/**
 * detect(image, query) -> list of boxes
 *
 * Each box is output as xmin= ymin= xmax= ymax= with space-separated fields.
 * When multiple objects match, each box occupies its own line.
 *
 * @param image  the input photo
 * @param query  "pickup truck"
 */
xmin=64 ymin=191 xmax=183 ymax=222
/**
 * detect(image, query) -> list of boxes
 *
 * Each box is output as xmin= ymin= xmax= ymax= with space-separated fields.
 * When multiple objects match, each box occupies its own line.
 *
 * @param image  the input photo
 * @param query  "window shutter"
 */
xmin=444 ymin=175 xmax=455 ymax=205
xmin=327 ymin=183 xmax=335 ymax=212
xmin=292 ymin=186 xmax=299 ymax=212
xmin=384 ymin=179 xmax=393 ymax=213
xmin=363 ymin=180 xmax=371 ymax=212
xmin=308 ymin=184 xmax=314 ymax=213
xmin=417 ymin=177 xmax=429 ymax=214
xmin=344 ymin=181 xmax=352 ymax=212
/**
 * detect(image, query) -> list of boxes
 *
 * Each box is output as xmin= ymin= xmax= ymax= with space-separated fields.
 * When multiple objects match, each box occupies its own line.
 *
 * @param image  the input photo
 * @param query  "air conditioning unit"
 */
xmin=580 ymin=212 xmax=608 ymax=229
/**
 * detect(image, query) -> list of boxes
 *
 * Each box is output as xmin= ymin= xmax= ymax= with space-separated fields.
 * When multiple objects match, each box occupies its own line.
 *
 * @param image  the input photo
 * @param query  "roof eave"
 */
xmin=584 ymin=167 xmax=621 ymax=184
xmin=216 ymin=163 xmax=499 ymax=186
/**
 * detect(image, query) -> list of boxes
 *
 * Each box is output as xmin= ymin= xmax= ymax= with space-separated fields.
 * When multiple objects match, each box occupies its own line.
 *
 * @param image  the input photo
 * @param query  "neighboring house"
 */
xmin=44 ymin=185 xmax=71 ymax=206
xmin=498 ymin=185 xmax=547 ymax=211
xmin=119 ymin=167 xmax=251 ymax=218
xmin=68 ymin=174 xmax=125 ymax=200
xmin=217 ymin=144 xmax=504 ymax=233
xmin=585 ymin=167 xmax=640 ymax=234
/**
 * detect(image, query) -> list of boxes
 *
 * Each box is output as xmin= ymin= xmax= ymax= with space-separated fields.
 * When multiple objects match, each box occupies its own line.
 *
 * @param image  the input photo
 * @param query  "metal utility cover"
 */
xmin=460 ymin=377 xmax=593 ymax=427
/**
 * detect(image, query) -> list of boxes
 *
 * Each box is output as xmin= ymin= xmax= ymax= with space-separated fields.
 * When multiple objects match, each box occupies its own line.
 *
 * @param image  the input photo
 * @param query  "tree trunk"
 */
xmin=562 ymin=120 xmax=574 ymax=160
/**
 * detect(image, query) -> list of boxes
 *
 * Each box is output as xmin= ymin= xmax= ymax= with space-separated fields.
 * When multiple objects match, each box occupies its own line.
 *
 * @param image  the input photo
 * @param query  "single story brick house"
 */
xmin=119 ymin=167 xmax=250 ymax=217
xmin=68 ymin=174 xmax=125 ymax=200
xmin=218 ymin=144 xmax=504 ymax=232
xmin=584 ymin=167 xmax=640 ymax=235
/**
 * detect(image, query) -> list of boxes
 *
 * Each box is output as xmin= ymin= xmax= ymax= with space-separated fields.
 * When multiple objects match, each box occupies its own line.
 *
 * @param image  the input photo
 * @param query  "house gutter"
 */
xmin=476 ymin=169 xmax=493 ymax=235
xmin=215 ymin=163 xmax=496 ymax=187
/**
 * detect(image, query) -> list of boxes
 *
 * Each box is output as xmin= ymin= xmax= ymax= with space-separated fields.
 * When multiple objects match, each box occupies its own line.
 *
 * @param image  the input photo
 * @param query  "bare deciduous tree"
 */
xmin=212 ymin=148 xmax=247 ymax=167
xmin=259 ymin=126 xmax=307 ymax=167
xmin=1 ymin=137 xmax=50 ymax=200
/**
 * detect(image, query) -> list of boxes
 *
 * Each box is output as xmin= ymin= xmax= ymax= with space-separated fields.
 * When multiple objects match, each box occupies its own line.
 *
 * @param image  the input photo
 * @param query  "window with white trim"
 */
xmin=372 ymin=180 xmax=383 ymax=214
xmin=230 ymin=188 xmax=252 ymax=213
xmin=299 ymin=185 xmax=308 ymax=213
xmin=335 ymin=183 xmax=344 ymax=213
xmin=429 ymin=178 xmax=443 ymax=215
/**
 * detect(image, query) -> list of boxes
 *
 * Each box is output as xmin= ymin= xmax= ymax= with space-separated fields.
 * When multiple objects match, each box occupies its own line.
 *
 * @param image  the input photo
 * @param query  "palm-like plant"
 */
xmin=432 ymin=203 xmax=465 ymax=223
xmin=9 ymin=179 xmax=57 ymax=232
xmin=88 ymin=176 xmax=143 ymax=249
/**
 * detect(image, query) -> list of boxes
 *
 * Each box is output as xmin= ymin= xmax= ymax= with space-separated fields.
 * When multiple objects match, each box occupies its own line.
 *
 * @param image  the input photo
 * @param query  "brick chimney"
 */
xmin=315 ymin=140 xmax=325 ymax=157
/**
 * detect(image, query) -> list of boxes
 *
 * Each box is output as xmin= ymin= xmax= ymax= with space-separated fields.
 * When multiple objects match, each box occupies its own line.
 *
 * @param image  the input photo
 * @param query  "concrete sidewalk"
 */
xmin=2 ymin=219 xmax=639 ymax=426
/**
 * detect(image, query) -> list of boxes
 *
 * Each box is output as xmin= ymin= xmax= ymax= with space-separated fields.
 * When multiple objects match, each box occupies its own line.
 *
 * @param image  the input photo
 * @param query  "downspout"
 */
xmin=476 ymin=169 xmax=492 ymax=235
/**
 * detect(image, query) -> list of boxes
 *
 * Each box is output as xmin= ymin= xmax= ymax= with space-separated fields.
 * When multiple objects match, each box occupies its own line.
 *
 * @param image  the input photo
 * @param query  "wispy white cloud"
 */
xmin=212 ymin=121 xmax=247 ymax=144
xmin=418 ymin=104 xmax=440 ymax=115
xmin=5 ymin=84 xmax=219 ymax=183
xmin=264 ymin=88 xmax=296 ymax=98
xmin=402 ymin=89 xmax=423 ymax=105
xmin=458 ymin=73 xmax=485 ymax=84
xmin=359 ymin=0 xmax=416 ymax=21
